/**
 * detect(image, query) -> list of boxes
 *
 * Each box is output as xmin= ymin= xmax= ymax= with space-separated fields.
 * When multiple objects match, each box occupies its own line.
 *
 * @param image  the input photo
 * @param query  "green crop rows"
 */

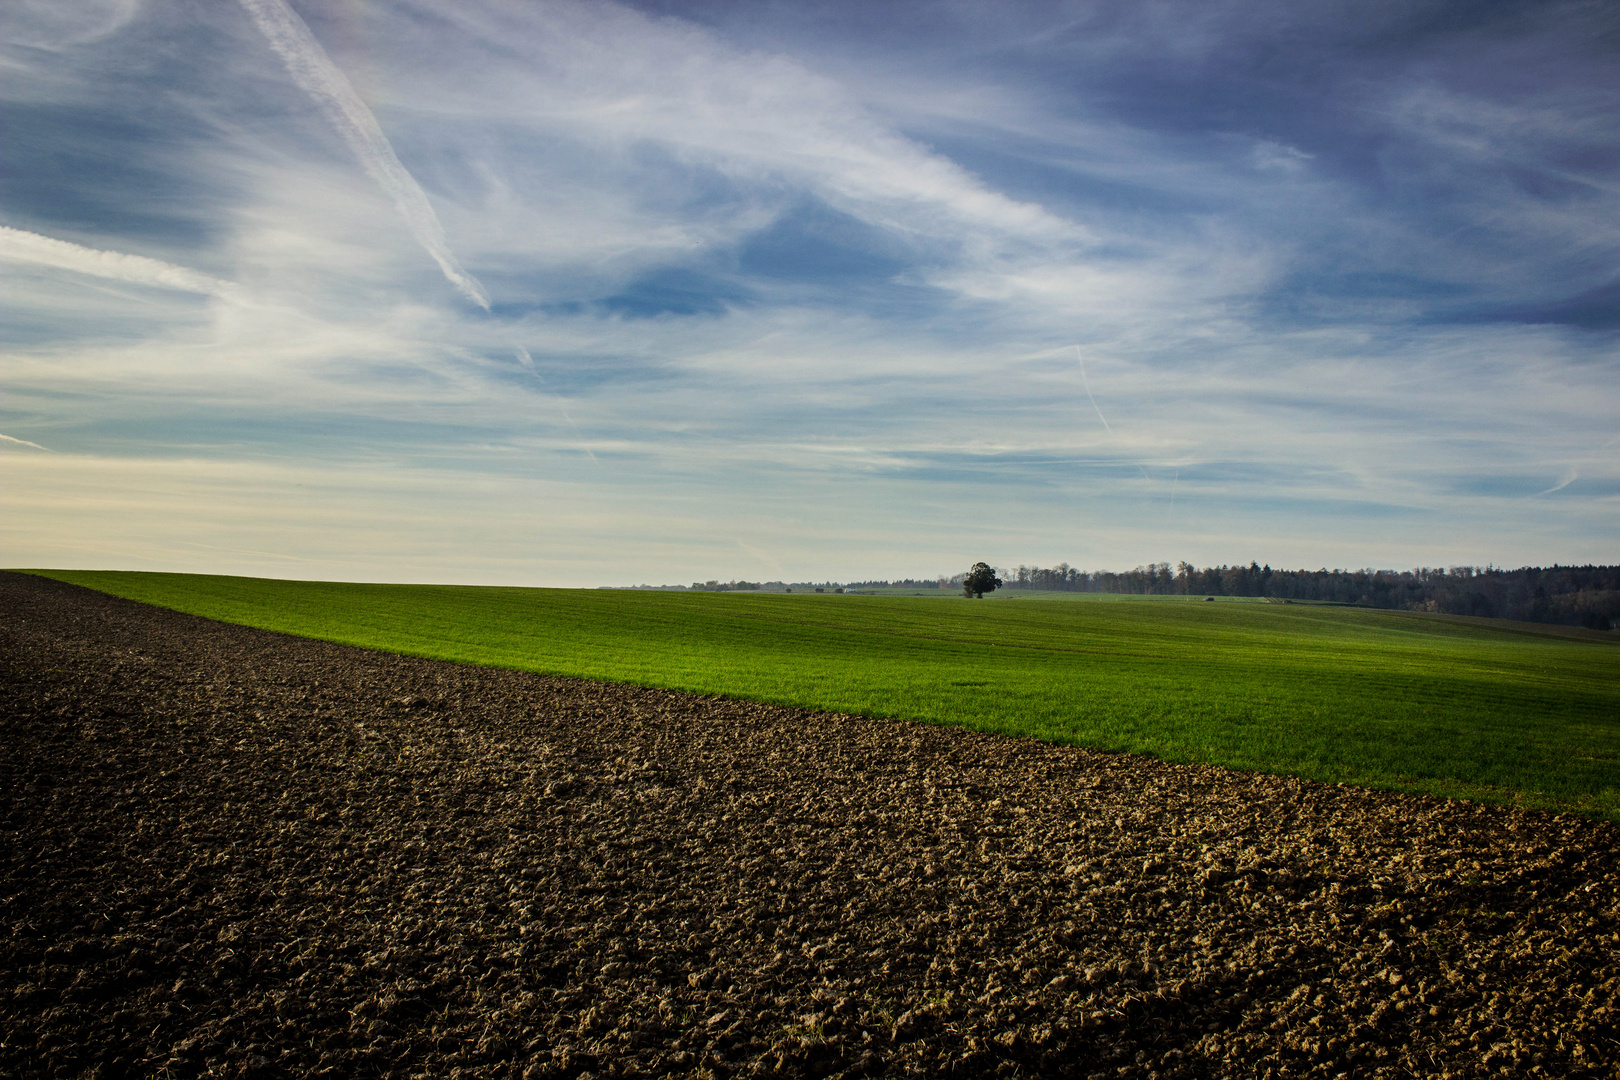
xmin=32 ymin=570 xmax=1620 ymax=817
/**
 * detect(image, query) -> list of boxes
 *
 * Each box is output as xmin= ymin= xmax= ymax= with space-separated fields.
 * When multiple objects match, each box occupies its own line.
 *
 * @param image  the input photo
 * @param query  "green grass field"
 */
xmin=29 ymin=570 xmax=1620 ymax=817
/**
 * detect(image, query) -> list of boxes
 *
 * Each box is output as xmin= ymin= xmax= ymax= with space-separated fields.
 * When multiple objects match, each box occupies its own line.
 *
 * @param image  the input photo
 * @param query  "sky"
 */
xmin=2 ymin=0 xmax=1617 ymax=586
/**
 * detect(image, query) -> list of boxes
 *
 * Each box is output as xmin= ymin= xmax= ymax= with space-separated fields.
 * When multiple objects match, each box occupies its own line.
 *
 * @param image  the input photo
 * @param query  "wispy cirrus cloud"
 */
xmin=236 ymin=0 xmax=490 ymax=309
xmin=1 ymin=0 xmax=1616 ymax=583
xmin=0 ymin=225 xmax=237 ymax=297
xmin=371 ymin=0 xmax=1121 ymax=312
xmin=0 ymin=432 xmax=53 ymax=452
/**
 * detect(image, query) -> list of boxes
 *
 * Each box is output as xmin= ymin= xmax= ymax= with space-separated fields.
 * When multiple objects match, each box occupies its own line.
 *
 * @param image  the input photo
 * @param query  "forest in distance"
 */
xmin=999 ymin=562 xmax=1620 ymax=630
xmin=628 ymin=563 xmax=1620 ymax=631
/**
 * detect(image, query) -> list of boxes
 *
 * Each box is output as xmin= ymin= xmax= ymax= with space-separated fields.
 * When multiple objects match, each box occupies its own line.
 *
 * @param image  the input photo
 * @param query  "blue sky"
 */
xmin=2 ymin=0 xmax=1616 ymax=584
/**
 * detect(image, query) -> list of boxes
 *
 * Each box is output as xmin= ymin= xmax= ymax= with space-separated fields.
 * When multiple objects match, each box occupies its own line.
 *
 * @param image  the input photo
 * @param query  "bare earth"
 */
xmin=1 ymin=571 xmax=1616 ymax=1078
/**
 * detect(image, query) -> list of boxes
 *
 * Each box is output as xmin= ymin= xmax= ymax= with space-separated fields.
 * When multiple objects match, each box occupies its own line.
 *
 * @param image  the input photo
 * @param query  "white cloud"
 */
xmin=237 ymin=0 xmax=490 ymax=309
xmin=2 ymin=0 xmax=1615 ymax=580
xmin=1374 ymin=83 xmax=1620 ymax=289
xmin=364 ymin=1 xmax=1107 ymax=292
xmin=1252 ymin=141 xmax=1313 ymax=173
xmin=5 ymin=0 xmax=142 ymax=50
xmin=0 ymin=433 xmax=52 ymax=452
xmin=0 ymin=226 xmax=238 ymax=297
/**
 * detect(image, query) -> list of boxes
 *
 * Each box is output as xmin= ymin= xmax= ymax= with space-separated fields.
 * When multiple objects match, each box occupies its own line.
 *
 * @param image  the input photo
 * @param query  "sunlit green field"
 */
xmin=31 ymin=570 xmax=1620 ymax=817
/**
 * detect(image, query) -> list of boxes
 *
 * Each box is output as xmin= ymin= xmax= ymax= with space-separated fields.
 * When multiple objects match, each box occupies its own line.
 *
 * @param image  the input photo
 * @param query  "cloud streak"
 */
xmin=389 ymin=2 xmax=1094 ymax=292
xmin=2 ymin=0 xmax=1617 ymax=582
xmin=1537 ymin=468 xmax=1579 ymax=497
xmin=236 ymin=0 xmax=491 ymax=310
xmin=0 ymin=433 xmax=53 ymax=452
xmin=1075 ymin=347 xmax=1113 ymax=434
xmin=0 ymin=226 xmax=237 ymax=297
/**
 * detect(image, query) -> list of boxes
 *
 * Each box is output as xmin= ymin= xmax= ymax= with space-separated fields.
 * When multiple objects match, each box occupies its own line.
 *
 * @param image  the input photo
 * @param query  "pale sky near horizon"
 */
xmin=3 ymin=0 xmax=1617 ymax=586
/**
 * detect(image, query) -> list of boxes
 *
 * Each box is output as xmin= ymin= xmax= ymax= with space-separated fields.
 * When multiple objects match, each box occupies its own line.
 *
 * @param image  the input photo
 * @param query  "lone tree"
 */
xmin=963 ymin=562 xmax=1002 ymax=599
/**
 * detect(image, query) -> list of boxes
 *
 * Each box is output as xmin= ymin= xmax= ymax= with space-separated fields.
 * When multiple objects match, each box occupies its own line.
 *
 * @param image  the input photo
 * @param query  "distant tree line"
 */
xmin=680 ymin=578 xmax=947 ymax=592
xmin=1001 ymin=562 xmax=1620 ymax=630
xmin=680 ymin=581 xmax=850 ymax=593
xmin=844 ymin=579 xmax=944 ymax=590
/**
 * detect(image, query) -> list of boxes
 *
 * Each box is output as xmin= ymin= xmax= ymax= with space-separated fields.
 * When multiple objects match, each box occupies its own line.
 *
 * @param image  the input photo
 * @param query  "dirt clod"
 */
xmin=1 ymin=571 xmax=1617 ymax=1077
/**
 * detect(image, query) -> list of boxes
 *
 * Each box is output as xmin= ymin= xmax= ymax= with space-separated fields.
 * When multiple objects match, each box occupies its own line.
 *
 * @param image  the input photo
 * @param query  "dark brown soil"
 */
xmin=1 ymin=571 xmax=1617 ymax=1079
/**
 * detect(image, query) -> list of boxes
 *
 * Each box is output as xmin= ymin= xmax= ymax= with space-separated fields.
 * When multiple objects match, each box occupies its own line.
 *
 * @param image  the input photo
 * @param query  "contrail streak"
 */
xmin=1075 ymin=345 xmax=1112 ymax=433
xmin=1536 ymin=468 xmax=1578 ymax=496
xmin=0 ymin=432 xmax=53 ymax=452
xmin=558 ymin=403 xmax=600 ymax=467
xmin=0 ymin=226 xmax=237 ymax=297
xmin=512 ymin=345 xmax=599 ymax=466
xmin=238 ymin=0 xmax=491 ymax=310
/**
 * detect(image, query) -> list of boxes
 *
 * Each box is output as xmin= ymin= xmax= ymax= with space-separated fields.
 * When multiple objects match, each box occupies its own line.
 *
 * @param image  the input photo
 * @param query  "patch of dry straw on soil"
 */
xmin=1 ymin=571 xmax=1617 ymax=1078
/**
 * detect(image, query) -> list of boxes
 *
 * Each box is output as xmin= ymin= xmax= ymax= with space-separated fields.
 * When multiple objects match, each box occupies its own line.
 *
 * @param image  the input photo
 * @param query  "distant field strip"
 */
xmin=32 ymin=571 xmax=1620 ymax=817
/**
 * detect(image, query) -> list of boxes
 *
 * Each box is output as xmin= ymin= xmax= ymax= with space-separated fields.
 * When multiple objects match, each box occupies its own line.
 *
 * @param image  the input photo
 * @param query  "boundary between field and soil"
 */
xmin=19 ymin=569 xmax=1620 ymax=821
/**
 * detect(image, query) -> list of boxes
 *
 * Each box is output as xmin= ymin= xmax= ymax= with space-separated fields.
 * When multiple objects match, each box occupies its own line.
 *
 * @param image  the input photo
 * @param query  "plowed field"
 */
xmin=2 ymin=571 xmax=1616 ymax=1078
